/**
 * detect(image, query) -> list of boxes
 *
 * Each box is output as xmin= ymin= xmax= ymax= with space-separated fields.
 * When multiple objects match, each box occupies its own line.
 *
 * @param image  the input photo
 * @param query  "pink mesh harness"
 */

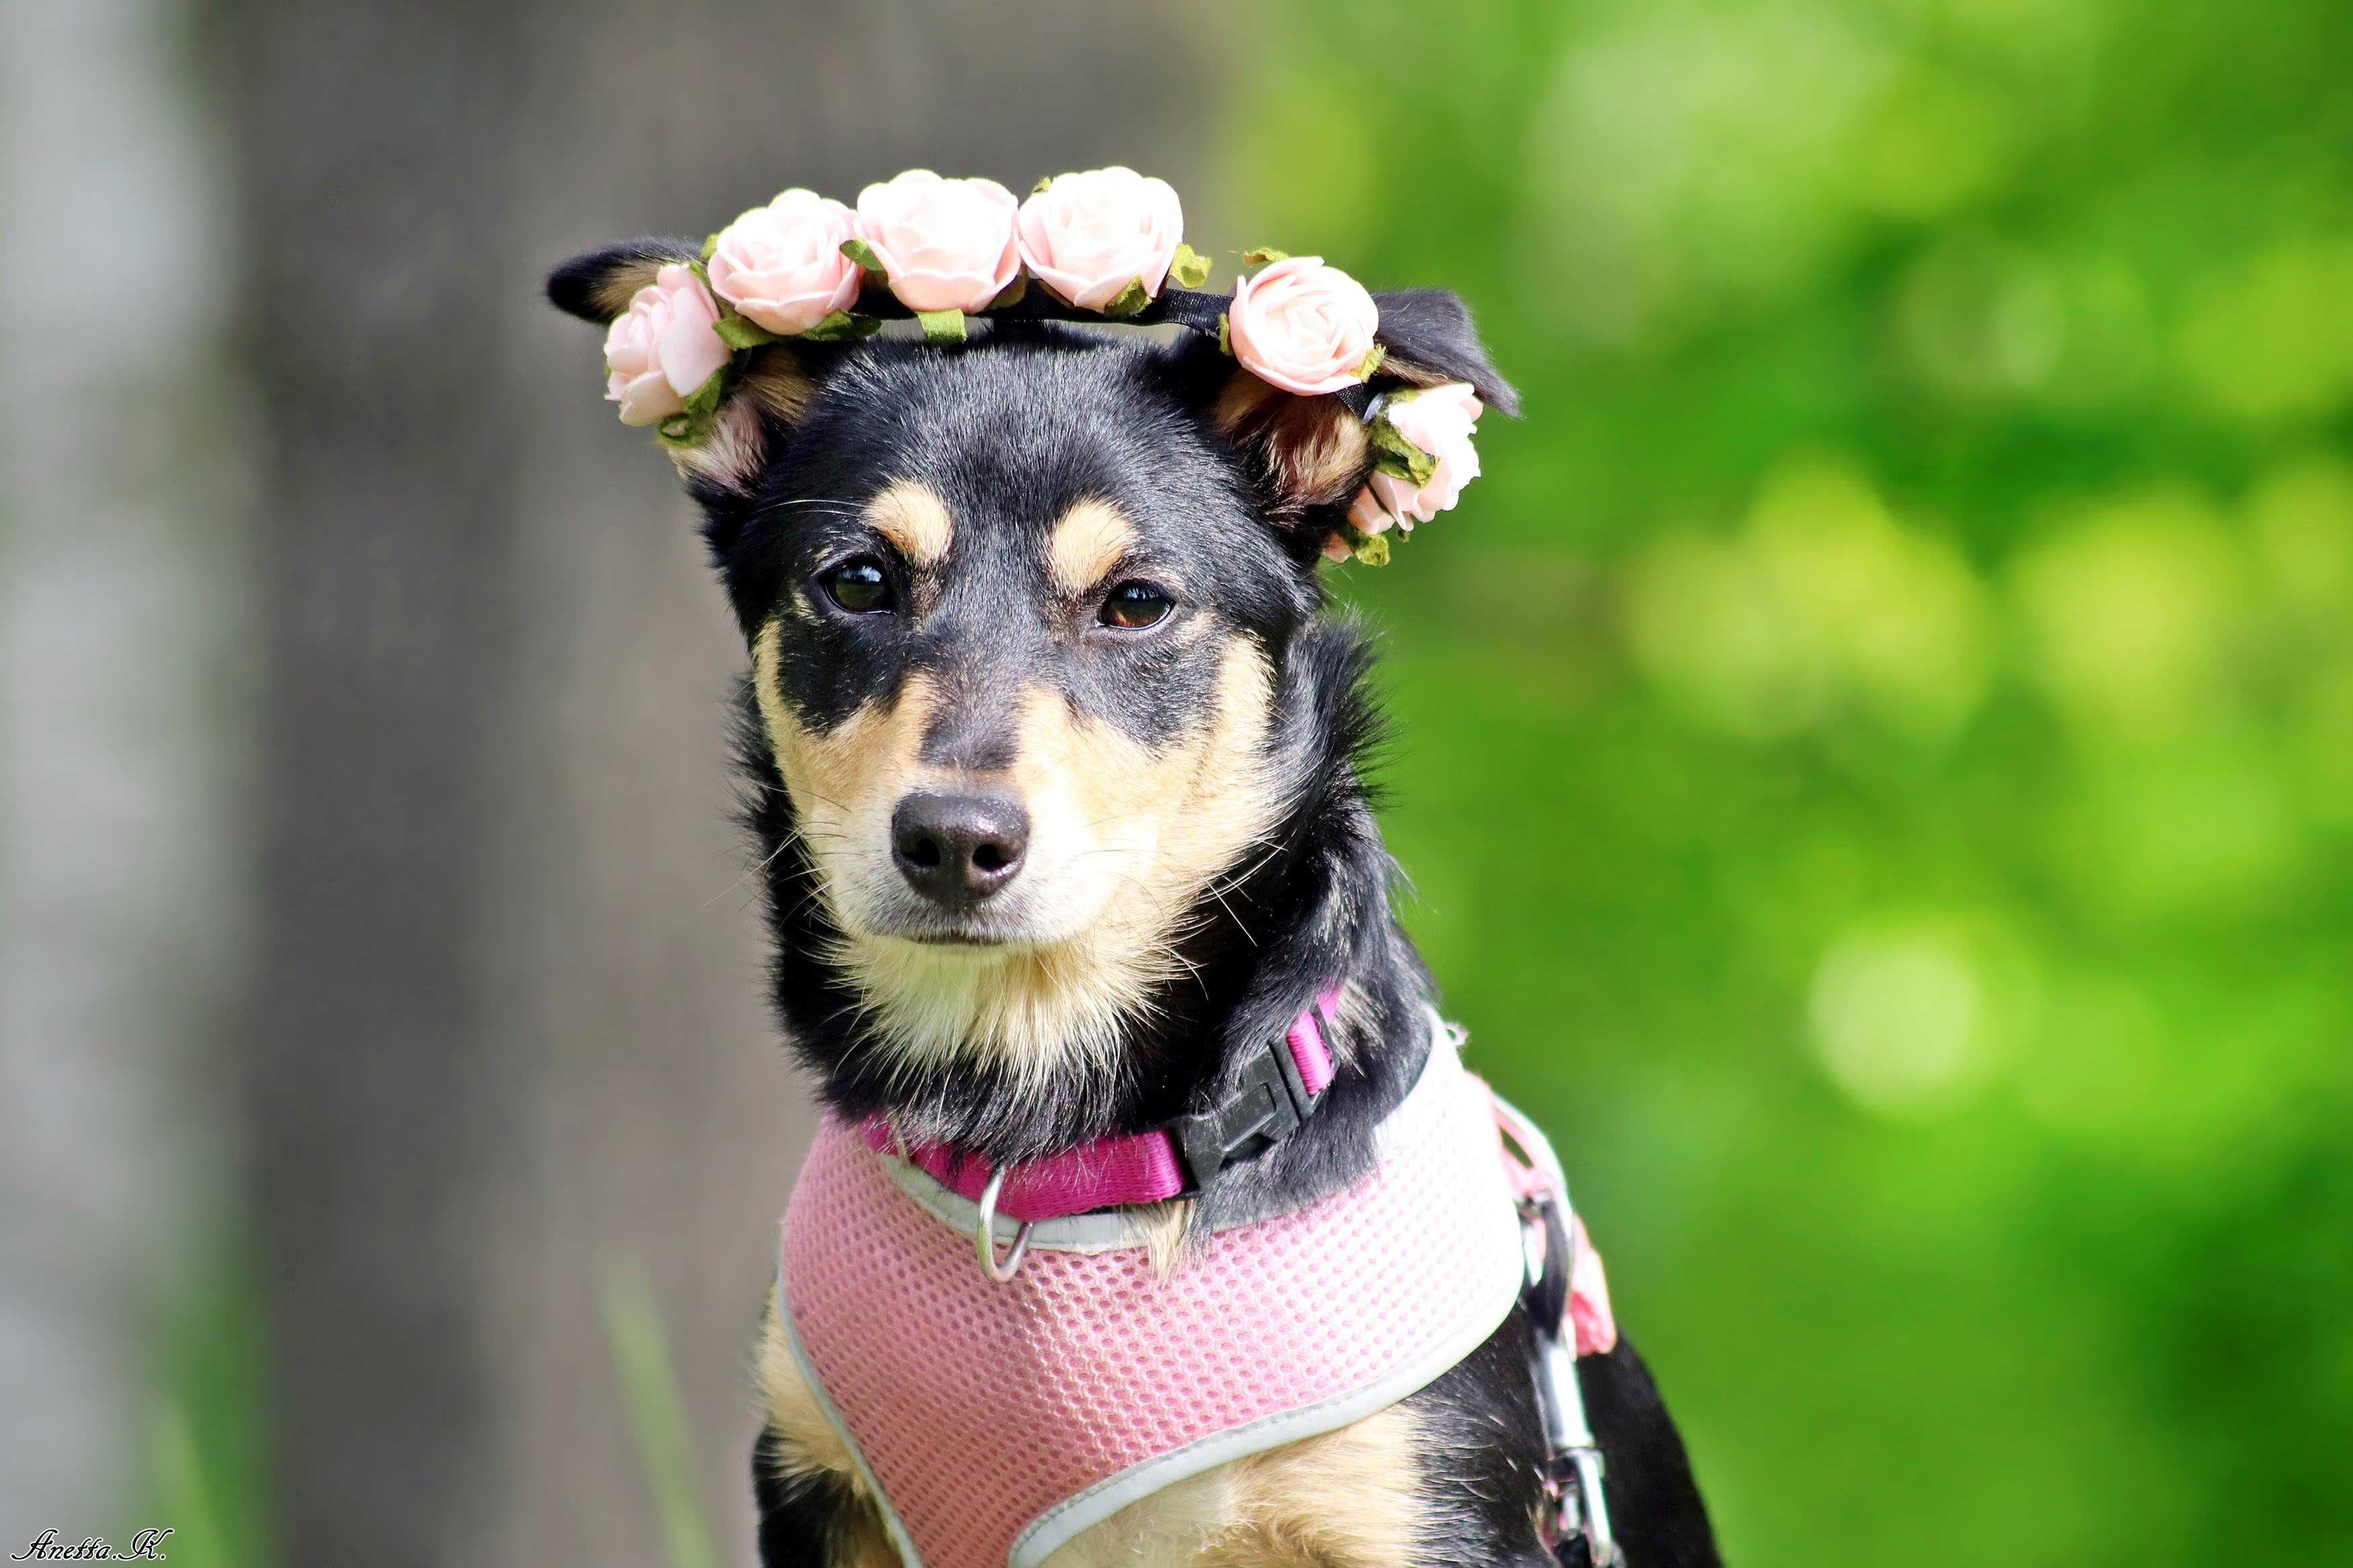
xmin=776 ymin=1014 xmax=1614 ymax=1567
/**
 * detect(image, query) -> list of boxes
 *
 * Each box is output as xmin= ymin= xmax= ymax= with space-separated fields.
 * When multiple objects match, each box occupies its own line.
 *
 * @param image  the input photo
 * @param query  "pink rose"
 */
xmin=1016 ymin=167 xmax=1183 ymax=312
xmin=854 ymin=169 xmax=1020 ymax=315
xmin=1351 ymin=381 xmax=1484 ymax=533
xmin=706 ymin=189 xmax=864 ymax=335
xmin=603 ymin=263 xmax=729 ymax=426
xmin=1347 ymin=487 xmax=1398 ymax=538
xmin=1227 ymin=255 xmax=1380 ymax=396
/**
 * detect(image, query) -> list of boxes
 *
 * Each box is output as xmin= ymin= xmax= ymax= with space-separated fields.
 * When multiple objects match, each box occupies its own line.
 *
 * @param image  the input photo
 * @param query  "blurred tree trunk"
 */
xmin=221 ymin=6 xmax=539 ymax=1563
xmin=219 ymin=2 xmax=1211 ymax=1562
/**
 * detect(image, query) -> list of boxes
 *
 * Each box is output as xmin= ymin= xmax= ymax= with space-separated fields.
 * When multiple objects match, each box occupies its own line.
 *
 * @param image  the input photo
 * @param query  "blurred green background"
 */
xmin=1245 ymin=0 xmax=2353 ymax=1559
xmin=10 ymin=0 xmax=2347 ymax=1563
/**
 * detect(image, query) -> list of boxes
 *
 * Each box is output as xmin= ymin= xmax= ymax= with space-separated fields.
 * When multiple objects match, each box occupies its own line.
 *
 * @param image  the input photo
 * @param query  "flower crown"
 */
xmin=595 ymin=167 xmax=1488 ymax=565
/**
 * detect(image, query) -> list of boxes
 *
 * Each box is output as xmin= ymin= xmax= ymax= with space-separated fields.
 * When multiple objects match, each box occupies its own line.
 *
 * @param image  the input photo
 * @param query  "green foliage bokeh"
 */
xmin=1226 ymin=0 xmax=2353 ymax=1559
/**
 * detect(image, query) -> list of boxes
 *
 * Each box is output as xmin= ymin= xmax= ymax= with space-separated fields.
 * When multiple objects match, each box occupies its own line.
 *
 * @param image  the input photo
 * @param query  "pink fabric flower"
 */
xmin=1351 ymin=381 xmax=1484 ymax=533
xmin=707 ymin=189 xmax=864 ymax=335
xmin=1347 ymin=488 xmax=1398 ymax=539
xmin=1227 ymin=255 xmax=1380 ymax=397
xmin=854 ymin=169 xmax=1021 ymax=315
xmin=602 ymin=263 xmax=730 ymax=426
xmin=1016 ymin=167 xmax=1183 ymax=312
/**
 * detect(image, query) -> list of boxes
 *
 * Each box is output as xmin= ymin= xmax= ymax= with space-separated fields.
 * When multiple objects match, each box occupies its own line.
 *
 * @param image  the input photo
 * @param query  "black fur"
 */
xmin=550 ymin=249 xmax=1712 ymax=1564
xmin=751 ymin=1426 xmax=869 ymax=1564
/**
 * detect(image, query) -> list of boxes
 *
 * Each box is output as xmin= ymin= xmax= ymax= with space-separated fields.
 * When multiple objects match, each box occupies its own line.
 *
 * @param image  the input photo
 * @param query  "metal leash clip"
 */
xmin=1521 ymin=1192 xmax=1622 ymax=1568
xmin=974 ymin=1167 xmax=1035 ymax=1284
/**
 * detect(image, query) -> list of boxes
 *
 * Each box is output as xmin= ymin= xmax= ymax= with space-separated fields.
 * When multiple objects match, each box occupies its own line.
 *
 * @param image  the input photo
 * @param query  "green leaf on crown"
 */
xmin=1355 ymin=343 xmax=1387 ymax=381
xmin=991 ymin=275 xmax=1029 ymax=311
xmin=1031 ymin=175 xmax=1054 ymax=196
xmin=714 ymin=315 xmax=782 ymax=352
xmin=680 ymin=364 xmax=727 ymax=423
xmin=657 ymin=372 xmax=726 ymax=448
xmin=1168 ymin=243 xmax=1211 ymax=290
xmin=1101 ymin=278 xmax=1152 ymax=319
xmin=1367 ymin=417 xmax=1437 ymax=487
xmin=916 ymin=309 xmax=968 ymax=344
xmin=1217 ymin=312 xmax=1232 ymax=356
xmin=799 ymin=311 xmax=883 ymax=342
xmin=1337 ymin=522 xmax=1392 ymax=567
xmin=701 ymin=232 xmax=721 ymax=261
xmin=839 ymin=239 xmax=887 ymax=276
xmin=1240 ymin=247 xmax=1290 ymax=267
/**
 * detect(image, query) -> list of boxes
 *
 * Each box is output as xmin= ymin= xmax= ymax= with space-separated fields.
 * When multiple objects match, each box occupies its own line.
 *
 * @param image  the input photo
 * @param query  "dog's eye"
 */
xmin=820 ymin=558 xmax=895 ymax=615
xmin=1099 ymin=581 xmax=1173 ymax=630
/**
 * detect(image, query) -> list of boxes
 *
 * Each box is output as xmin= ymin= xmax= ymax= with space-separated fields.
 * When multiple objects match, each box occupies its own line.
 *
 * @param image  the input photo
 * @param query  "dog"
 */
xmin=549 ymin=210 xmax=1721 ymax=1567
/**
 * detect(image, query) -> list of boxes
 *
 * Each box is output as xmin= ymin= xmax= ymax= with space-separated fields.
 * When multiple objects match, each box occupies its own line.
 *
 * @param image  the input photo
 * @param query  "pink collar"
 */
xmin=858 ymin=986 xmax=1340 ymax=1223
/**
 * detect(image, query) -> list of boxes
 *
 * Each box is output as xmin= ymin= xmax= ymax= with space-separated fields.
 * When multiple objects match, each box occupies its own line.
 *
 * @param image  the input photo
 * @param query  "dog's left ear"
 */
xmin=545 ymin=237 xmax=824 ymax=502
xmin=1366 ymin=288 xmax=1518 ymax=416
xmin=547 ymin=237 xmax=699 ymax=324
xmin=1202 ymin=286 xmax=1516 ymax=541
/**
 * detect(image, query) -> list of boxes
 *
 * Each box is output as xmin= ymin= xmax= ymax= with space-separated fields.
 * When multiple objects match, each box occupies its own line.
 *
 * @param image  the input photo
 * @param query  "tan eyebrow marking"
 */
xmin=865 ymin=479 xmax=954 ymax=567
xmin=1047 ymin=498 xmax=1138 ymax=595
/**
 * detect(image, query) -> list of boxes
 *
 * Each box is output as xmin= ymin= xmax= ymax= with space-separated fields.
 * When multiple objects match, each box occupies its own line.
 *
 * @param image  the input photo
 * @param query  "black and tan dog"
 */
xmin=549 ymin=240 xmax=1720 ymax=1568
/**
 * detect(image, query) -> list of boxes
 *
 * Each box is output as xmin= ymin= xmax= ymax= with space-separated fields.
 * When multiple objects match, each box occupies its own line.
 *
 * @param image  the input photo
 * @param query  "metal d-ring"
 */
xmin=974 ymin=1167 xmax=1035 ymax=1284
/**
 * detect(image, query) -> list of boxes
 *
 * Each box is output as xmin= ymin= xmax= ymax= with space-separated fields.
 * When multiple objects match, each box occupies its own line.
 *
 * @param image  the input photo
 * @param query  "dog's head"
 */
xmin=549 ymin=237 xmax=1510 ymax=1094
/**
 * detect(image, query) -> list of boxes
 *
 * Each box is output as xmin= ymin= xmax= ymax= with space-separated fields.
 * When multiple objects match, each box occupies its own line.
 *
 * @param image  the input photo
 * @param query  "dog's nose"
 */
xmin=891 ymin=790 xmax=1030 ymax=905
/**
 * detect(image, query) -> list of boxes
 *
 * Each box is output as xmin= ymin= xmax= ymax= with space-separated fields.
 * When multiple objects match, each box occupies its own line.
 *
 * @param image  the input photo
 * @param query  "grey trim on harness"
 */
xmin=772 ymin=1272 xmax=929 ymax=1567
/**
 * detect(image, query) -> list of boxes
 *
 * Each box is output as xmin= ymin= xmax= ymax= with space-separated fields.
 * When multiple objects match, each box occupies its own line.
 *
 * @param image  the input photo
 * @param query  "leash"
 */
xmin=1495 ymin=1094 xmax=1622 ymax=1568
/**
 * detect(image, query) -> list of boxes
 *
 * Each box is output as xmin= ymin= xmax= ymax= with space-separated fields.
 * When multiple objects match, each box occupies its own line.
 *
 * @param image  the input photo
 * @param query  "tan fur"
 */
xmin=742 ymin=351 xmax=819 ymax=425
xmin=663 ymin=352 xmax=817 ymax=491
xmin=846 ymin=646 xmax=1279 ymax=1081
xmin=669 ymin=397 xmax=770 ymax=491
xmin=1047 ymin=1406 xmax=1426 ymax=1567
xmin=1210 ymin=376 xmax=1373 ymax=510
xmin=1366 ymin=354 xmax=1451 ymax=394
xmin=867 ymin=479 xmax=955 ymax=567
xmin=1130 ymin=1198 xmax=1196 ymax=1278
xmin=751 ymin=623 xmax=1283 ymax=1081
xmin=755 ymin=1292 xmax=898 ymax=1566
xmin=1047 ymin=498 xmax=1139 ymax=595
xmin=750 ymin=626 xmax=937 ymax=936
xmin=584 ymin=251 xmax=686 ymax=317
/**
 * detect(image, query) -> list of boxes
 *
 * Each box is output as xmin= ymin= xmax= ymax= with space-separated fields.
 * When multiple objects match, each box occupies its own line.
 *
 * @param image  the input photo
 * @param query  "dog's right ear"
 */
xmin=545 ymin=237 xmax=824 ymax=509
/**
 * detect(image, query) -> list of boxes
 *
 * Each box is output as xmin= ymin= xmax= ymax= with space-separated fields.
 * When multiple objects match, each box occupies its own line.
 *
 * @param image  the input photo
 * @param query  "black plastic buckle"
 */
xmin=1170 ymin=1036 xmax=1319 ymax=1191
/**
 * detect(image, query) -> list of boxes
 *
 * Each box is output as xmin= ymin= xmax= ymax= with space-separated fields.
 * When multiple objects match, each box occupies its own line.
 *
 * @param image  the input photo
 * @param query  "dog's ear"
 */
xmin=545 ymin=237 xmax=825 ymax=503
xmin=1367 ymin=288 xmax=1518 ymax=417
xmin=547 ymin=236 xmax=700 ymax=323
xmin=1208 ymin=373 xmax=1376 ymax=521
xmin=1197 ymin=286 xmax=1516 ymax=546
